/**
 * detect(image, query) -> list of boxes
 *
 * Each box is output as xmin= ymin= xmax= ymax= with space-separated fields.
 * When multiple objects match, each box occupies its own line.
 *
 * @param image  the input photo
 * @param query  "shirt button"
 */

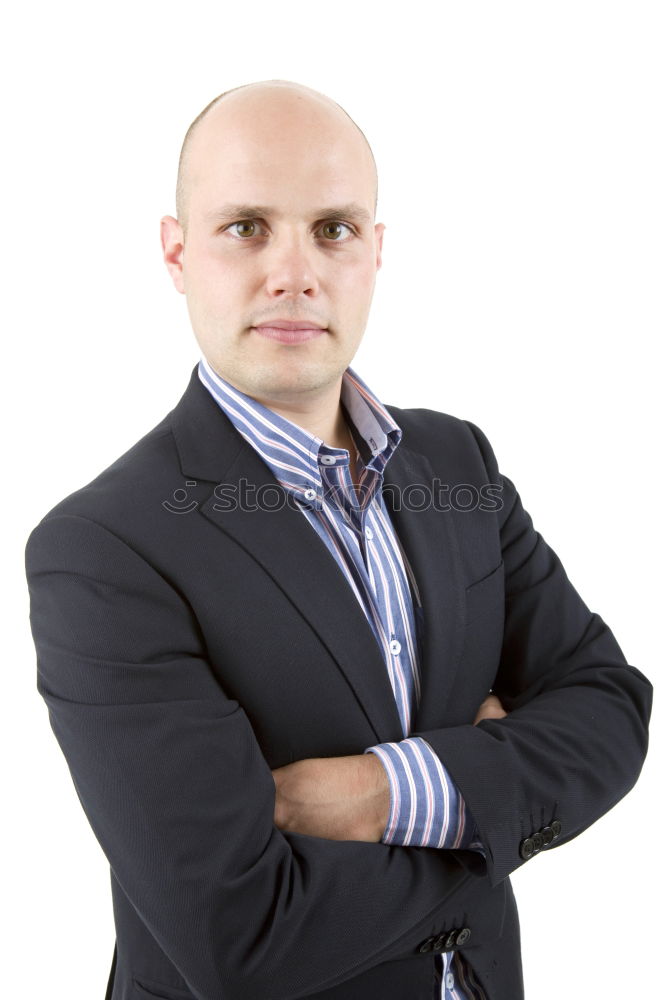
xmin=364 ymin=526 xmax=374 ymax=539
xmin=320 ymin=455 xmax=336 ymax=465
xmin=389 ymin=639 xmax=401 ymax=655
xmin=303 ymin=488 xmax=317 ymax=501
xmin=445 ymin=972 xmax=455 ymax=990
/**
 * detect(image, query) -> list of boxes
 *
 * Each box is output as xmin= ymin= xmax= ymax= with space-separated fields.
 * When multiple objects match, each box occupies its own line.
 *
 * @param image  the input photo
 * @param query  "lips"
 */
xmin=255 ymin=320 xmax=326 ymax=330
xmin=252 ymin=320 xmax=327 ymax=344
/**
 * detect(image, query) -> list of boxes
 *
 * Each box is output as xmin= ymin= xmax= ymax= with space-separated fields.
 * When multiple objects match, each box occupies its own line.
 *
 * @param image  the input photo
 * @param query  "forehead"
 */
xmin=185 ymin=94 xmax=376 ymax=215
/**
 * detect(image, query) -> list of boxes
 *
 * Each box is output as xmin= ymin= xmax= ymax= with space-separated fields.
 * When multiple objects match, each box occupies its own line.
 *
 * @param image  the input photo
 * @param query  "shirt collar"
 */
xmin=197 ymin=355 xmax=402 ymax=506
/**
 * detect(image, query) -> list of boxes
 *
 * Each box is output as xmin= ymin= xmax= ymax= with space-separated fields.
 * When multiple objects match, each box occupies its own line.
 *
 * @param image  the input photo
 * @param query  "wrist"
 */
xmin=362 ymin=752 xmax=390 ymax=841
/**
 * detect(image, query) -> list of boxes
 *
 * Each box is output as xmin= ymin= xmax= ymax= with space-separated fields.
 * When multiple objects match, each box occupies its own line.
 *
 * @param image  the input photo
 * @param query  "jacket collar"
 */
xmin=196 ymin=355 xmax=403 ymax=507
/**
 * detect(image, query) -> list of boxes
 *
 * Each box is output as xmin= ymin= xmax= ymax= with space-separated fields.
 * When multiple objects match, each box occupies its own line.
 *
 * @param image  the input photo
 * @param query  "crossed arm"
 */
xmin=271 ymin=693 xmax=507 ymax=843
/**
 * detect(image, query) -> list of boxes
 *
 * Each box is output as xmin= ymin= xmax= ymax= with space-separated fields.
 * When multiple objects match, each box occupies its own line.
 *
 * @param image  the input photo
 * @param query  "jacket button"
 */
xmin=445 ymin=930 xmax=458 ymax=951
xmin=532 ymin=832 xmax=544 ymax=852
xmin=432 ymin=934 xmax=446 ymax=952
xmin=418 ymin=937 xmax=435 ymax=953
xmin=551 ymin=819 xmax=562 ymax=839
xmin=540 ymin=825 xmax=554 ymax=846
xmin=520 ymin=836 xmax=535 ymax=860
xmin=456 ymin=927 xmax=472 ymax=946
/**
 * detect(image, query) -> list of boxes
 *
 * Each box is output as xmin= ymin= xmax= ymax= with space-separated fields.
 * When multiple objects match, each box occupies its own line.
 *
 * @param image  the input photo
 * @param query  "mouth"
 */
xmin=252 ymin=321 xmax=328 ymax=344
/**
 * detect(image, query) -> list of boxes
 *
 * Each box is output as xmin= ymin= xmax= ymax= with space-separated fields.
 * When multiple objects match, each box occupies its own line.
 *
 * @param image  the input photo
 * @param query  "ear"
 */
xmin=160 ymin=216 xmax=186 ymax=294
xmin=374 ymin=222 xmax=385 ymax=271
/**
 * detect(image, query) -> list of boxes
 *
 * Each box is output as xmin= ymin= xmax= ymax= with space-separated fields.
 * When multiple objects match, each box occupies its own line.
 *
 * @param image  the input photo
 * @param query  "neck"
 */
xmin=207 ymin=360 xmax=358 ymax=452
xmin=254 ymin=382 xmax=355 ymax=452
xmin=269 ymin=401 xmax=355 ymax=451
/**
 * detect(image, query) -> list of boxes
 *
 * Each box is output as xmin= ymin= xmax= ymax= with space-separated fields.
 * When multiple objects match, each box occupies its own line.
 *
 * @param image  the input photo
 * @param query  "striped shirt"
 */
xmin=198 ymin=355 xmax=486 ymax=1000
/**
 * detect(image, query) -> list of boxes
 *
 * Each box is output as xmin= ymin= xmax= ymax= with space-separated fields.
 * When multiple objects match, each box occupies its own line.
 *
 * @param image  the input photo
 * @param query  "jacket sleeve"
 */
xmin=412 ymin=420 xmax=653 ymax=887
xmin=25 ymin=512 xmax=502 ymax=1000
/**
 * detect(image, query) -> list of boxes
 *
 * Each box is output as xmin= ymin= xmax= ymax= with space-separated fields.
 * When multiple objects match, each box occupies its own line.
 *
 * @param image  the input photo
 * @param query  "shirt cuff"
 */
xmin=364 ymin=736 xmax=484 ymax=851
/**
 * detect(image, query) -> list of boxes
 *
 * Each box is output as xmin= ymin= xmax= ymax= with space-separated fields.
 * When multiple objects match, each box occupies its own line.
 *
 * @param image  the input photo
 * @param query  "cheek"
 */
xmin=185 ymin=252 xmax=250 ymax=304
xmin=330 ymin=253 xmax=376 ymax=296
xmin=344 ymin=262 xmax=378 ymax=312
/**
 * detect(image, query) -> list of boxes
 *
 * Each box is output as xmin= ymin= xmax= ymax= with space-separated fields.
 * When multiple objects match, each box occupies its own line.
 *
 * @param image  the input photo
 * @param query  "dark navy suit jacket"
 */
xmin=25 ymin=364 xmax=652 ymax=1000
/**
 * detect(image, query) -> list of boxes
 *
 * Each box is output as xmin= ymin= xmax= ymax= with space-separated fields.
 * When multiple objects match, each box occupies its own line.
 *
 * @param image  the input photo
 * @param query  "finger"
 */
xmin=473 ymin=694 xmax=507 ymax=725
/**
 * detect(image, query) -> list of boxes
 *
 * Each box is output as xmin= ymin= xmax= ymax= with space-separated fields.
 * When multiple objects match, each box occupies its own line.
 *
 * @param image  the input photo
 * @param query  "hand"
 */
xmin=473 ymin=692 xmax=507 ymax=725
xmin=271 ymin=753 xmax=390 ymax=843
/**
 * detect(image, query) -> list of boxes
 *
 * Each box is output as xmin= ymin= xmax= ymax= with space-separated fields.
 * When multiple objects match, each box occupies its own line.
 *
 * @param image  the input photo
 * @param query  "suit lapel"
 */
xmin=380 ymin=439 xmax=467 ymax=732
xmin=170 ymin=365 xmax=467 ymax=741
xmin=170 ymin=366 xmax=404 ymax=744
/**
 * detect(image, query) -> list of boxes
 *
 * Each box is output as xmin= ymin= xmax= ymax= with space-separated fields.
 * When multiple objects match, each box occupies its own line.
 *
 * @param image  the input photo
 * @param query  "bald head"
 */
xmin=160 ymin=79 xmax=386 ymax=414
xmin=175 ymin=80 xmax=378 ymax=235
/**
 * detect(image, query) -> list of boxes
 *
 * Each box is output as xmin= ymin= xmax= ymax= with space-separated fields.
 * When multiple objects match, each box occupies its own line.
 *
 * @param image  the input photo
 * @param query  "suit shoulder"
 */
xmin=385 ymin=404 xmax=500 ymax=478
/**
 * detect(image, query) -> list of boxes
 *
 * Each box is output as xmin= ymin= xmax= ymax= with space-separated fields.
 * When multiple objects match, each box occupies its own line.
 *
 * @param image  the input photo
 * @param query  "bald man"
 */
xmin=26 ymin=80 xmax=651 ymax=1000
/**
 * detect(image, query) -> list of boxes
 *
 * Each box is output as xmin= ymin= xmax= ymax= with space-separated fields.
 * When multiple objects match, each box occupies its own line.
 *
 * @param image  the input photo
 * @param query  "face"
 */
xmin=161 ymin=88 xmax=384 ymax=409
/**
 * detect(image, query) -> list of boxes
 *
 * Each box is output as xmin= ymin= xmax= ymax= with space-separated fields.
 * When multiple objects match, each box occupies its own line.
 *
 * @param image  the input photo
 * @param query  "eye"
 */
xmin=319 ymin=221 xmax=354 ymax=242
xmin=227 ymin=220 xmax=262 ymax=238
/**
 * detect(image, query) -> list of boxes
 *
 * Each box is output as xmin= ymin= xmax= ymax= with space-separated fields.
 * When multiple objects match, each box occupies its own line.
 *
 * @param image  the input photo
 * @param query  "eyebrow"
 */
xmin=207 ymin=203 xmax=373 ymax=225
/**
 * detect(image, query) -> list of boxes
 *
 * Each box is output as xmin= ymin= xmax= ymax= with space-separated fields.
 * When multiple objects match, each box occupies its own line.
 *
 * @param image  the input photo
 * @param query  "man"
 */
xmin=25 ymin=80 xmax=652 ymax=1000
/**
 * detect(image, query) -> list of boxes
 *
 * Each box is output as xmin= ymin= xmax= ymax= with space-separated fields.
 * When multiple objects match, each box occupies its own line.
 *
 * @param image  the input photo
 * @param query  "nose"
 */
xmin=263 ymin=231 xmax=320 ymax=299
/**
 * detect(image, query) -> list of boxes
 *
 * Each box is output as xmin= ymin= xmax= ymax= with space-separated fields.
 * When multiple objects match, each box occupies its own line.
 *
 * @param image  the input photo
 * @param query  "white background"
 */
xmin=3 ymin=2 xmax=664 ymax=997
